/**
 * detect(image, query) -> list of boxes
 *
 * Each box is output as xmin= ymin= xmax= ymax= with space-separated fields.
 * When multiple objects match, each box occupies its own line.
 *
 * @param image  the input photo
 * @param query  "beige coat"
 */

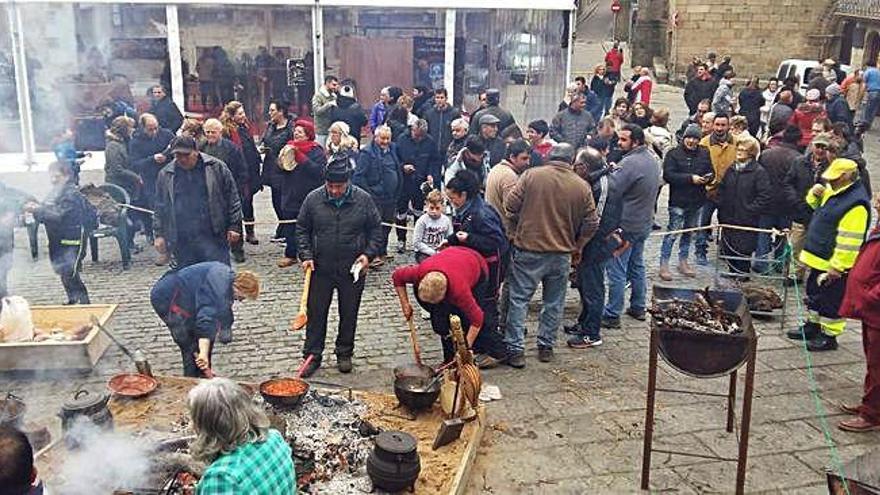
xmin=845 ymin=80 xmax=866 ymax=112
xmin=484 ymin=160 xmax=519 ymax=240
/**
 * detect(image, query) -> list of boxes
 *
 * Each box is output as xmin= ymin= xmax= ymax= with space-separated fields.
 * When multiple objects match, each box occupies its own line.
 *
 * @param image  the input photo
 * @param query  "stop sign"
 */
xmin=611 ymin=0 xmax=622 ymax=13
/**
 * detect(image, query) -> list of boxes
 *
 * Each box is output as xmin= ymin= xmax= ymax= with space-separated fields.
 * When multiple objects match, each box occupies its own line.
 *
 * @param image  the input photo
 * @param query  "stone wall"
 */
xmin=666 ymin=0 xmax=833 ymax=79
xmin=630 ymin=0 xmax=669 ymax=67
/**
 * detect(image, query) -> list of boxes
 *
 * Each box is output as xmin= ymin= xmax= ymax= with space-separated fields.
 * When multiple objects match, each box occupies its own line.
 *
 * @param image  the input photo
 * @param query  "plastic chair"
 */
xmin=88 ymin=183 xmax=132 ymax=269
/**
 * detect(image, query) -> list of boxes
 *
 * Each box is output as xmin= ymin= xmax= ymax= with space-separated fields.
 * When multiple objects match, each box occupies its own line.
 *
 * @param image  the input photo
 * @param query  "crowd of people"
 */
xmin=1 ymin=42 xmax=880 ymax=458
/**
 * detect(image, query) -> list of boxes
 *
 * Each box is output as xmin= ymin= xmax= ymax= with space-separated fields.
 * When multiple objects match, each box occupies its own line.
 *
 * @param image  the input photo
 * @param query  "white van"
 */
xmin=775 ymin=59 xmax=852 ymax=95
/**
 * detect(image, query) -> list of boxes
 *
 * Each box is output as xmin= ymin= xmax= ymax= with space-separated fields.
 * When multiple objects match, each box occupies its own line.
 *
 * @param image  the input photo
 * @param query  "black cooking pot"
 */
xmin=259 ymin=377 xmax=310 ymax=409
xmin=367 ymin=430 xmax=421 ymax=492
xmin=393 ymin=376 xmax=440 ymax=411
xmin=59 ymin=389 xmax=113 ymax=448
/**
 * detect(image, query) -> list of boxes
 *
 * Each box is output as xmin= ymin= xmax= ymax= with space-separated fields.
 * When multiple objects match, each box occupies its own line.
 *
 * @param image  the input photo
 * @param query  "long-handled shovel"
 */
xmin=432 ymin=371 xmax=464 ymax=450
xmin=290 ymin=266 xmax=313 ymax=331
xmin=406 ymin=317 xmax=423 ymax=366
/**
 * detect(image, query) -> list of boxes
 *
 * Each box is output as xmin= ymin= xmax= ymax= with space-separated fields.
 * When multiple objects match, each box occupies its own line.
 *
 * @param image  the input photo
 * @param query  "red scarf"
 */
xmin=288 ymin=138 xmax=320 ymax=156
xmin=288 ymin=119 xmax=321 ymax=156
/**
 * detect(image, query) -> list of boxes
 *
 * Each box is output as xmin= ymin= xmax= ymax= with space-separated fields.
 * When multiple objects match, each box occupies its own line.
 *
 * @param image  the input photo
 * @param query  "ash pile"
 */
xmin=649 ymin=289 xmax=743 ymax=334
xmin=267 ymin=389 xmax=379 ymax=493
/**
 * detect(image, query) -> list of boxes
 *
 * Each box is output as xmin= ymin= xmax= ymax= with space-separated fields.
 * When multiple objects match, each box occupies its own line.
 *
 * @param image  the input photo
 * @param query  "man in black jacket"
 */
xmin=470 ymin=88 xmax=517 ymax=137
xmin=566 ymin=147 xmax=624 ymax=349
xmin=475 ymin=114 xmax=508 ymax=167
xmin=423 ymin=88 xmax=461 ymax=159
xmin=658 ymin=124 xmax=713 ymax=281
xmin=153 ymin=136 xmax=243 ymax=269
xmin=754 ymin=125 xmax=801 ymax=273
xmin=24 ymin=162 xmax=96 ymax=304
xmin=782 ymin=133 xmax=835 ymax=282
xmin=296 ymin=158 xmax=384 ymax=377
xmin=684 ymin=64 xmax=718 ymax=115
xmin=202 ymin=118 xmax=248 ymax=263
xmin=333 ymin=84 xmax=367 ymax=139
xmin=130 ymin=113 xmax=174 ymax=252
xmin=395 ymin=119 xmax=441 ymax=253
xmin=148 ymin=85 xmax=184 ymax=134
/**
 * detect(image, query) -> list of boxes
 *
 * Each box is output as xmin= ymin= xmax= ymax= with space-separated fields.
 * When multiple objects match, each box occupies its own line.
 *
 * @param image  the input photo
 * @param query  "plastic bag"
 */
xmin=0 ymin=296 xmax=35 ymax=342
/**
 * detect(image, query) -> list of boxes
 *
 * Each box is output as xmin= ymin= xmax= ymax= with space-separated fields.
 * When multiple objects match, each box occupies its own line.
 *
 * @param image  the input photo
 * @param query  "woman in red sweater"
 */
xmin=393 ymin=246 xmax=507 ymax=368
xmin=837 ymin=193 xmax=880 ymax=432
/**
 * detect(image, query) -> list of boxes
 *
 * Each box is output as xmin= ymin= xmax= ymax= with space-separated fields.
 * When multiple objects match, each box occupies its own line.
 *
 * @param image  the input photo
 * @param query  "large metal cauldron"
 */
xmin=651 ymin=286 xmax=755 ymax=378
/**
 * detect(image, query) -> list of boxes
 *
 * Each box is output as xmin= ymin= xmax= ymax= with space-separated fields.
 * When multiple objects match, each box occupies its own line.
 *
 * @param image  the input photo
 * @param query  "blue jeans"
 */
xmin=504 ymin=249 xmax=570 ymax=353
xmin=753 ymin=214 xmax=791 ymax=273
xmin=659 ymin=205 xmax=701 ymax=264
xmin=694 ymin=201 xmax=717 ymax=259
xmin=600 ymin=95 xmax=614 ymax=117
xmin=862 ymin=91 xmax=880 ymax=130
xmin=603 ymin=233 xmax=648 ymax=320
xmin=575 ymin=259 xmax=606 ymax=340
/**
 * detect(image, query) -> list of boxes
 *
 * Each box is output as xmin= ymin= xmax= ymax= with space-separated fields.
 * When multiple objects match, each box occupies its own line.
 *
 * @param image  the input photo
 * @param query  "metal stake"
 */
xmin=640 ymin=326 xmax=659 ymax=490
xmin=727 ymin=370 xmax=737 ymax=433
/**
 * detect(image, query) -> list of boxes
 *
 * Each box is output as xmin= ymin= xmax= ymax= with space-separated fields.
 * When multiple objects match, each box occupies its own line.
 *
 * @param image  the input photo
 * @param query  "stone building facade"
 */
xmin=827 ymin=0 xmax=880 ymax=67
xmin=630 ymin=0 xmax=880 ymax=81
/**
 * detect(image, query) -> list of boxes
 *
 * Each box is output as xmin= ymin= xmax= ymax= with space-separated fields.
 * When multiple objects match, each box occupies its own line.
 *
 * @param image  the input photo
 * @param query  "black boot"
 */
xmin=807 ymin=333 xmax=838 ymax=352
xmin=245 ymin=224 xmax=259 ymax=245
xmin=787 ymin=322 xmax=819 ymax=341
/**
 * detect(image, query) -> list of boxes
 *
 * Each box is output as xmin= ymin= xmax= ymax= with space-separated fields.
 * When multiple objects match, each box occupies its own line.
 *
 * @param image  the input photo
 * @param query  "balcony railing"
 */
xmin=835 ymin=0 xmax=880 ymax=20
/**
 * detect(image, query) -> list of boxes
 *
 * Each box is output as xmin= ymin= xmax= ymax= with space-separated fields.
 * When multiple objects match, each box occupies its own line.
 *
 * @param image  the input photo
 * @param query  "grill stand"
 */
xmin=641 ymin=326 xmax=757 ymax=494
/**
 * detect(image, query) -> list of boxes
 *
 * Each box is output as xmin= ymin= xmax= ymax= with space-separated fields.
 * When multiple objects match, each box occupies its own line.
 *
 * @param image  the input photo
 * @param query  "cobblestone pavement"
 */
xmin=3 ymin=18 xmax=880 ymax=495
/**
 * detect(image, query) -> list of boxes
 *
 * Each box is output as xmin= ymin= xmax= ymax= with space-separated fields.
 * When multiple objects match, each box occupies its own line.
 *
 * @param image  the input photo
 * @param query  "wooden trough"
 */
xmin=0 ymin=304 xmax=118 ymax=372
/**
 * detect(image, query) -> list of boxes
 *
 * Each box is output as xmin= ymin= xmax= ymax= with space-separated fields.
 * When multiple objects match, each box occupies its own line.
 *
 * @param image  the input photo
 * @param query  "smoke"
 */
xmin=56 ymin=417 xmax=153 ymax=494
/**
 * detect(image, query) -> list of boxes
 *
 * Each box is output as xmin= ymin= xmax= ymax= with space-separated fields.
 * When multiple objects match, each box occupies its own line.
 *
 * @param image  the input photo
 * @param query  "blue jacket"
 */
xmin=448 ymin=196 xmax=509 ymax=257
xmin=586 ymin=90 xmax=603 ymax=122
xmin=129 ymin=128 xmax=175 ymax=189
xmin=353 ymin=142 xmax=402 ymax=205
xmin=826 ymin=94 xmax=853 ymax=126
xmin=150 ymin=261 xmax=235 ymax=342
xmin=369 ymin=101 xmax=387 ymax=132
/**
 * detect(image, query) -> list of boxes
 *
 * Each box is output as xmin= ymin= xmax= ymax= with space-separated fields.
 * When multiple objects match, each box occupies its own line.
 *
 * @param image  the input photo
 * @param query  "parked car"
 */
xmin=496 ymin=32 xmax=546 ymax=85
xmin=776 ymin=59 xmax=852 ymax=96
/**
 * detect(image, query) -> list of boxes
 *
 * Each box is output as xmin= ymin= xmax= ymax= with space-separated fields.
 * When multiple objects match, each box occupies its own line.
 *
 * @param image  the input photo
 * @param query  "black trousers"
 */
xmin=241 ymin=187 xmax=256 ymax=223
xmin=271 ymin=186 xmax=284 ymax=239
xmin=374 ymin=200 xmax=395 ymax=256
xmin=303 ymin=265 xmax=366 ymax=361
xmin=416 ymin=277 xmax=507 ymax=361
xmin=395 ymin=183 xmax=425 ymax=244
xmin=48 ymin=237 xmax=90 ymax=304
xmin=230 ymin=221 xmax=245 ymax=258
xmin=720 ymin=228 xmax=758 ymax=275
xmin=281 ymin=220 xmax=298 ymax=259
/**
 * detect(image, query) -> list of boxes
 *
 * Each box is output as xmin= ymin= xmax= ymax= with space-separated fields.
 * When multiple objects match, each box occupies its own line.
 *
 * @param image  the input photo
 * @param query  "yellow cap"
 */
xmin=821 ymin=158 xmax=858 ymax=181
